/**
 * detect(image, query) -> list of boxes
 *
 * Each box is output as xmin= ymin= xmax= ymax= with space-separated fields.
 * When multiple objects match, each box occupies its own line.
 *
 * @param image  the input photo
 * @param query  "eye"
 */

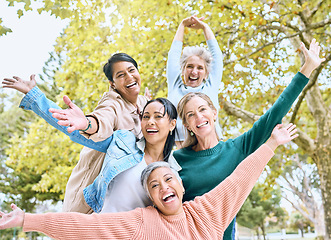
xmin=198 ymin=66 xmax=204 ymax=70
xmin=155 ymin=114 xmax=163 ymax=119
xmin=151 ymin=183 xmax=159 ymax=189
xmin=200 ymin=107 xmax=207 ymax=112
xmin=186 ymin=65 xmax=193 ymax=69
xmin=117 ymin=73 xmax=124 ymax=78
xmin=142 ymin=115 xmax=150 ymax=119
xmin=166 ymin=176 xmax=172 ymax=182
xmin=129 ymin=68 xmax=136 ymax=73
xmin=187 ymin=113 xmax=194 ymax=118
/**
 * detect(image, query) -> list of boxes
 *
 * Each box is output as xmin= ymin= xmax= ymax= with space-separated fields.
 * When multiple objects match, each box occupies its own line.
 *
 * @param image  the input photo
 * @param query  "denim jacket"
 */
xmin=20 ymin=86 xmax=181 ymax=213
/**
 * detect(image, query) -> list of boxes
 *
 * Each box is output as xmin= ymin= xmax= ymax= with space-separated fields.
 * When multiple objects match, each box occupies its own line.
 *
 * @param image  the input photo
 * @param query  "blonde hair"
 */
xmin=177 ymin=92 xmax=218 ymax=148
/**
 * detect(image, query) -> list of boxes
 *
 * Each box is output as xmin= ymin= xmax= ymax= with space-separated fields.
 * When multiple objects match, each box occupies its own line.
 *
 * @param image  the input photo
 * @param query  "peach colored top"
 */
xmin=23 ymin=144 xmax=274 ymax=240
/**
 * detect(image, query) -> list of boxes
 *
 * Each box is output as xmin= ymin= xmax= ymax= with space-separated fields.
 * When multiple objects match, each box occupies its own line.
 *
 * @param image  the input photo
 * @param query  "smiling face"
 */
xmin=182 ymin=55 xmax=207 ymax=88
xmin=141 ymin=101 xmax=176 ymax=146
xmin=111 ymin=61 xmax=141 ymax=103
xmin=147 ymin=167 xmax=184 ymax=216
xmin=183 ymin=96 xmax=217 ymax=138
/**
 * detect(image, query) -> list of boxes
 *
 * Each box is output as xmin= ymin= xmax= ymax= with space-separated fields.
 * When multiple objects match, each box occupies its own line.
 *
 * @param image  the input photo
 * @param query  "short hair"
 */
xmin=141 ymin=98 xmax=177 ymax=162
xmin=103 ymin=53 xmax=138 ymax=82
xmin=141 ymin=161 xmax=182 ymax=199
xmin=177 ymin=92 xmax=218 ymax=148
xmin=180 ymin=46 xmax=213 ymax=76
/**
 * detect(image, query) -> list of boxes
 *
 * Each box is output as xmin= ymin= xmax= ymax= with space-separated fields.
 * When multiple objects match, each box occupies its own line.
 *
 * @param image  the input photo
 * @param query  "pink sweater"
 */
xmin=23 ymin=144 xmax=274 ymax=240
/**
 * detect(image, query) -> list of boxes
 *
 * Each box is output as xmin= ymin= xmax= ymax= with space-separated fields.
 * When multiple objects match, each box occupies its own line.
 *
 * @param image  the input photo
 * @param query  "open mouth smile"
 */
xmin=197 ymin=121 xmax=208 ymax=128
xmin=162 ymin=193 xmax=176 ymax=203
xmin=126 ymin=82 xmax=137 ymax=88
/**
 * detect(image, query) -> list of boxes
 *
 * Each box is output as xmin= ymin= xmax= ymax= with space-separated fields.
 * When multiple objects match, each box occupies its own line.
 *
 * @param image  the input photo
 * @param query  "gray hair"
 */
xmin=141 ymin=162 xmax=182 ymax=199
xmin=180 ymin=46 xmax=213 ymax=76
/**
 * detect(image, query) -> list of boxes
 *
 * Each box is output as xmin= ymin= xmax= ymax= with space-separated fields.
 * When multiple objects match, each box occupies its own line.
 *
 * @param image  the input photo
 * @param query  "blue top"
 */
xmin=19 ymin=87 xmax=181 ymax=213
xmin=167 ymin=39 xmax=223 ymax=141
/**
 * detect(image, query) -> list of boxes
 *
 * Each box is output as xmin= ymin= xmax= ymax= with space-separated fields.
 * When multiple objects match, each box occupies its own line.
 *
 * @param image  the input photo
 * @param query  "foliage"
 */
xmin=1 ymin=1 xmax=330 ymax=236
xmin=237 ymin=184 xmax=286 ymax=236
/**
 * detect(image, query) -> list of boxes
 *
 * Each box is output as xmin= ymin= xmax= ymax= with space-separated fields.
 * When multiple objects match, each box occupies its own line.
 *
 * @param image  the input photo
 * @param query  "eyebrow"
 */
xmin=115 ymin=65 xmax=135 ymax=76
xmin=148 ymin=173 xmax=172 ymax=186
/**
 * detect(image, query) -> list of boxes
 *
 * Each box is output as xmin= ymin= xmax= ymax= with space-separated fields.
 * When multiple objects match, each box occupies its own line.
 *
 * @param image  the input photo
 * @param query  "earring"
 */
xmin=170 ymin=130 xmax=173 ymax=135
xmin=190 ymin=131 xmax=194 ymax=136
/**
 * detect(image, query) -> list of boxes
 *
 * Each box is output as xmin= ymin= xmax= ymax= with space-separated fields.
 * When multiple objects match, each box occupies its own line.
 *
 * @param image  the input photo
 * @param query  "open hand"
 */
xmin=0 ymin=204 xmax=24 ymax=230
xmin=2 ymin=74 xmax=37 ymax=94
xmin=49 ymin=95 xmax=87 ymax=133
xmin=266 ymin=123 xmax=298 ymax=150
xmin=300 ymin=39 xmax=325 ymax=70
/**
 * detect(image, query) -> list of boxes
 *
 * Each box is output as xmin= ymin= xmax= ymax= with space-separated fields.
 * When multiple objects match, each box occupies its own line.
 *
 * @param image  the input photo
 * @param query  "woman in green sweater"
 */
xmin=174 ymin=39 xmax=325 ymax=240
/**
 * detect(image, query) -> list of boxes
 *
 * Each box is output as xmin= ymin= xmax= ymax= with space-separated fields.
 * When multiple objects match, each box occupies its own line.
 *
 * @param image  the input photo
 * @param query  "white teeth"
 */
xmin=146 ymin=129 xmax=158 ymax=133
xmin=163 ymin=193 xmax=175 ymax=200
xmin=189 ymin=76 xmax=198 ymax=80
xmin=197 ymin=122 xmax=208 ymax=128
xmin=126 ymin=82 xmax=136 ymax=88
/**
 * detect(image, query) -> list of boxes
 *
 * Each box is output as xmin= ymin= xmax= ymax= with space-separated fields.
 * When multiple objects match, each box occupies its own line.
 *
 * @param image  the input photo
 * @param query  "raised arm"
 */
xmin=299 ymin=39 xmax=325 ymax=78
xmin=196 ymin=124 xmax=298 ymax=236
xmin=236 ymin=39 xmax=324 ymax=156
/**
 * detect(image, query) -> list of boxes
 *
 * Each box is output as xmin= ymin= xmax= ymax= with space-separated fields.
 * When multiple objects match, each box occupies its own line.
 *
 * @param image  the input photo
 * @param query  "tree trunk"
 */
xmin=261 ymin=224 xmax=266 ymax=240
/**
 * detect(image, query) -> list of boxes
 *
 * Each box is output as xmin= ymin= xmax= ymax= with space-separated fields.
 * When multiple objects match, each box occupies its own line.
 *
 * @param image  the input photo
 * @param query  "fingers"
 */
xmin=63 ymin=95 xmax=77 ymax=109
xmin=11 ymin=203 xmax=17 ymax=210
xmin=0 ymin=211 xmax=4 ymax=217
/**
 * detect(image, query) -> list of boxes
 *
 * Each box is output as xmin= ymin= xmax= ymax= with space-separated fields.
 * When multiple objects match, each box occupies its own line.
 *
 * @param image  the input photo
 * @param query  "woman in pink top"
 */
xmin=0 ymin=124 xmax=297 ymax=240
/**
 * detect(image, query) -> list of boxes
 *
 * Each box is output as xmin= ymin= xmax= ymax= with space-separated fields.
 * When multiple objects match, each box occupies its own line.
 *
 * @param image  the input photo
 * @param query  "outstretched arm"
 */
xmin=49 ymin=95 xmax=98 ymax=134
xmin=0 ymin=204 xmax=24 ymax=230
xmin=265 ymin=123 xmax=298 ymax=151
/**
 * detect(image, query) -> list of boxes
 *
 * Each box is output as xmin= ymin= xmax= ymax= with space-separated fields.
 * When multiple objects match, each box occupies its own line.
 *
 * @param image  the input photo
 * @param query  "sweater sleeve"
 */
xmin=189 ymin=144 xmax=274 ymax=234
xmin=19 ymin=86 xmax=110 ymax=153
xmin=235 ymin=72 xmax=309 ymax=156
xmin=166 ymin=40 xmax=184 ymax=92
xmin=206 ymin=39 xmax=223 ymax=89
xmin=23 ymin=209 xmax=143 ymax=240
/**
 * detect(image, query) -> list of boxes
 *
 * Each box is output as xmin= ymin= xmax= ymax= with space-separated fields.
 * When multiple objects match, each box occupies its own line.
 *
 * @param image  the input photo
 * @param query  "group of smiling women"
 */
xmin=0 ymin=15 xmax=325 ymax=239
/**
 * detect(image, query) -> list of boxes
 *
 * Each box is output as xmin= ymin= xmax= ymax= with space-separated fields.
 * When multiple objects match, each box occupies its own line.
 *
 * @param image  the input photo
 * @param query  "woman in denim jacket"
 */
xmin=2 ymin=76 xmax=180 ymax=213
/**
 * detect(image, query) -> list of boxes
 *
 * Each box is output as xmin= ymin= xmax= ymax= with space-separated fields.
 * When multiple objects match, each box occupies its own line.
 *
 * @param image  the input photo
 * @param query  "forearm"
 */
xmin=23 ymin=211 xmax=139 ymax=239
xmin=19 ymin=87 xmax=109 ymax=153
xmin=173 ymin=22 xmax=185 ymax=42
xmin=202 ymin=23 xmax=215 ymax=40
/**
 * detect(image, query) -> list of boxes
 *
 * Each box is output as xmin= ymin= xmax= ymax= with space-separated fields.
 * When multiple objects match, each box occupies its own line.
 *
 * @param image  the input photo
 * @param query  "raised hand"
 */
xmin=0 ymin=204 xmax=24 ymax=230
xmin=181 ymin=15 xmax=205 ymax=29
xmin=2 ymin=74 xmax=37 ymax=94
xmin=266 ymin=123 xmax=298 ymax=151
xmin=49 ymin=95 xmax=89 ymax=133
xmin=300 ymin=39 xmax=326 ymax=78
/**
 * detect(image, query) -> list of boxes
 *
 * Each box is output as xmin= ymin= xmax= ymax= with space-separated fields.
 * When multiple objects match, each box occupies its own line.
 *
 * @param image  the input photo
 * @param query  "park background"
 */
xmin=0 ymin=0 xmax=330 ymax=239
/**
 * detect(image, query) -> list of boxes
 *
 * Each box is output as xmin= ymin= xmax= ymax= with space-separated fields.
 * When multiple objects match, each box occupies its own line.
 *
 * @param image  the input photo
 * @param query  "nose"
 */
xmin=147 ymin=116 xmax=155 ymax=125
xmin=195 ymin=111 xmax=203 ymax=119
xmin=159 ymin=182 xmax=169 ymax=192
xmin=192 ymin=68 xmax=198 ymax=75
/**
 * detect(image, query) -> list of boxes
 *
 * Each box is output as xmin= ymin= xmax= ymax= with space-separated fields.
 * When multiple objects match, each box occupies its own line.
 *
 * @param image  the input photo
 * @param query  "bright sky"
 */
xmin=0 ymin=1 xmax=68 ymax=83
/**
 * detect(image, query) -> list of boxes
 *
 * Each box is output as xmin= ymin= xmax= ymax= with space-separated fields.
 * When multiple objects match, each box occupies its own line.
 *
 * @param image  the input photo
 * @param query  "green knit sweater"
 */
xmin=174 ymin=72 xmax=309 ymax=240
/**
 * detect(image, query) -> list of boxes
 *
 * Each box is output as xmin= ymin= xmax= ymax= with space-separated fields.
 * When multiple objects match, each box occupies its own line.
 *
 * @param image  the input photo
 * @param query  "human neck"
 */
xmin=144 ymin=142 xmax=165 ymax=165
xmin=193 ymin=134 xmax=219 ymax=152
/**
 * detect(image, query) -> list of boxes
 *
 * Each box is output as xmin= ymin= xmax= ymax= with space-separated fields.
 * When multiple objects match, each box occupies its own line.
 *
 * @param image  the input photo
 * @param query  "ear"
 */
xmin=212 ymin=109 xmax=217 ymax=122
xmin=184 ymin=123 xmax=191 ymax=132
xmin=170 ymin=119 xmax=176 ymax=132
xmin=110 ymin=81 xmax=116 ymax=90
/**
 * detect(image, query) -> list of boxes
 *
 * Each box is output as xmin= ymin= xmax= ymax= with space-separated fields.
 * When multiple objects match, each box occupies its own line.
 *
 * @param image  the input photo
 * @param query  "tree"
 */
xmin=278 ymin=153 xmax=325 ymax=236
xmin=2 ymin=1 xmax=330 ymax=238
xmin=237 ymin=184 xmax=286 ymax=240
xmin=289 ymin=211 xmax=314 ymax=237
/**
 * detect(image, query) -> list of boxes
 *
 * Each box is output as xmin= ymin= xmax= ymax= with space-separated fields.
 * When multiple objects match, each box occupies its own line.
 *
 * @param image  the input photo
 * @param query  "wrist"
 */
xmin=80 ymin=117 xmax=92 ymax=132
